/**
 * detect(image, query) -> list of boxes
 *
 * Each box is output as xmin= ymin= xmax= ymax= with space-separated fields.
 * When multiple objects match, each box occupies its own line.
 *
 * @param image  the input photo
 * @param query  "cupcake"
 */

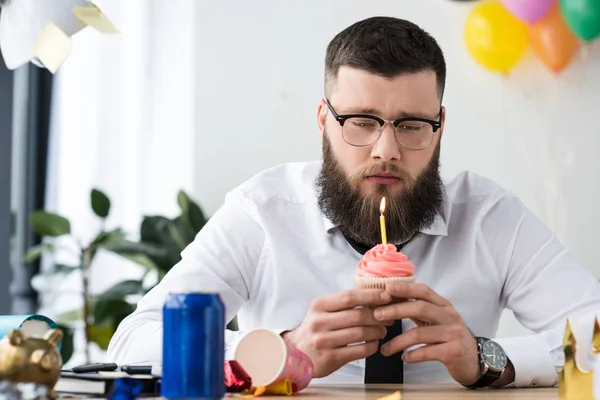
xmin=353 ymin=243 xmax=416 ymax=289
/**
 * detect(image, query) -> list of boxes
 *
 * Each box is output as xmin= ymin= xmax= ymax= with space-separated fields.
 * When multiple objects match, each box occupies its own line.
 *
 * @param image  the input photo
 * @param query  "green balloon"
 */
xmin=560 ymin=0 xmax=600 ymax=41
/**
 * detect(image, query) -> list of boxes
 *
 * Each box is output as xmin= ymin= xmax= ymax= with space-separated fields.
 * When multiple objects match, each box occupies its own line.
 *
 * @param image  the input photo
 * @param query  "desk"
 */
xmin=261 ymin=384 xmax=558 ymax=399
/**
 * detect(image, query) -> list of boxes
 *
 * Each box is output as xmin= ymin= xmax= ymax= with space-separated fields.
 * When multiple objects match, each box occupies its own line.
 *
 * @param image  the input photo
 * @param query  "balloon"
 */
xmin=501 ymin=0 xmax=555 ymax=24
xmin=560 ymin=0 xmax=600 ymax=41
xmin=464 ymin=1 xmax=529 ymax=73
xmin=531 ymin=4 xmax=580 ymax=73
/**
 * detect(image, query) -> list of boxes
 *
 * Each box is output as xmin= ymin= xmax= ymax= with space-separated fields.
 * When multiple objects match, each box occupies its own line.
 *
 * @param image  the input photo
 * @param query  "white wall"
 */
xmin=192 ymin=0 xmax=600 ymax=338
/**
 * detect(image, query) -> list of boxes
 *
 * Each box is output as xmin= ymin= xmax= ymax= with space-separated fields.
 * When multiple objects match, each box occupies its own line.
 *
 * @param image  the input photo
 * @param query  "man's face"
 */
xmin=319 ymin=66 xmax=444 ymax=195
xmin=316 ymin=66 xmax=446 ymax=245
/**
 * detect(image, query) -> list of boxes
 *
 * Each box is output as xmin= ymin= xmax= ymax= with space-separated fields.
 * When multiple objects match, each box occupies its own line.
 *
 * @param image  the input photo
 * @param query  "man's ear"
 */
xmin=439 ymin=106 xmax=446 ymax=139
xmin=317 ymin=99 xmax=328 ymax=139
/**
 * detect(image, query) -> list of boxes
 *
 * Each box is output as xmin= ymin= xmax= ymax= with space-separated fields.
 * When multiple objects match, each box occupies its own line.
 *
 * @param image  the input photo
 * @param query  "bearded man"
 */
xmin=108 ymin=16 xmax=600 ymax=390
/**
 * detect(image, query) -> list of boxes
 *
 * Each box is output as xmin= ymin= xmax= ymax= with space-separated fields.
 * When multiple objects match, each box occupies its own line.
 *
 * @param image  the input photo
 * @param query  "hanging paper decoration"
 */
xmin=0 ymin=0 xmax=119 ymax=73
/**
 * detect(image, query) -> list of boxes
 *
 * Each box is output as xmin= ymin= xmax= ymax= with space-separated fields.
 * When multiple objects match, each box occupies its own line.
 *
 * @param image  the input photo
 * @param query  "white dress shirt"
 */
xmin=107 ymin=161 xmax=600 ymax=387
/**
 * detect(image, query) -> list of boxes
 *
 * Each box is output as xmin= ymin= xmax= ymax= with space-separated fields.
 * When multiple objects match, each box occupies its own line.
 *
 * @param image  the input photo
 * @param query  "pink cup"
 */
xmin=233 ymin=328 xmax=314 ymax=392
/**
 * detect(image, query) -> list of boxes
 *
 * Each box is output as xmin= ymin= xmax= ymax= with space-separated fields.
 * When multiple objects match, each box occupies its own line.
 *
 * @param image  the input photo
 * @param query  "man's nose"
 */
xmin=370 ymin=123 xmax=401 ymax=162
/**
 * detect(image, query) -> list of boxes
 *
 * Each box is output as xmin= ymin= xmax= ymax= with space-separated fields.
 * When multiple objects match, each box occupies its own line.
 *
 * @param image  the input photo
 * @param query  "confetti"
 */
xmin=377 ymin=391 xmax=402 ymax=400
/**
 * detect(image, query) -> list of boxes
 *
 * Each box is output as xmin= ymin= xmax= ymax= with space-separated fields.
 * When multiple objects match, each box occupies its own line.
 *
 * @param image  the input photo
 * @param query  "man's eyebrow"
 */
xmin=396 ymin=110 xmax=439 ymax=120
xmin=339 ymin=107 xmax=380 ymax=114
xmin=340 ymin=107 xmax=439 ymax=120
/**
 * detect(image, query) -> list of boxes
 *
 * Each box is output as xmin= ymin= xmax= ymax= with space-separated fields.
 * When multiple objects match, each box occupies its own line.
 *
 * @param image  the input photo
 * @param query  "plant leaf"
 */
xmin=140 ymin=216 xmax=181 ymax=272
xmin=91 ymin=188 xmax=111 ymax=218
xmin=188 ymin=198 xmax=207 ymax=232
xmin=23 ymin=242 xmax=54 ymax=263
xmin=97 ymin=280 xmax=144 ymax=300
xmin=88 ymin=324 xmax=114 ymax=350
xmin=94 ymin=298 xmax=136 ymax=327
xmin=29 ymin=211 xmax=70 ymax=237
xmin=177 ymin=190 xmax=190 ymax=213
xmin=166 ymin=220 xmax=186 ymax=251
xmin=57 ymin=309 xmax=83 ymax=323
xmin=100 ymin=239 xmax=167 ymax=258
xmin=49 ymin=264 xmax=79 ymax=275
xmin=172 ymin=215 xmax=196 ymax=246
xmin=92 ymin=228 xmax=126 ymax=247
xmin=56 ymin=323 xmax=75 ymax=364
xmin=227 ymin=316 xmax=239 ymax=331
xmin=178 ymin=190 xmax=206 ymax=232
xmin=140 ymin=216 xmax=169 ymax=244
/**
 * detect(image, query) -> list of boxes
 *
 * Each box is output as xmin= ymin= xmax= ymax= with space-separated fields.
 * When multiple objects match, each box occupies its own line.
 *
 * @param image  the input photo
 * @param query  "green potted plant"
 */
xmin=25 ymin=188 xmax=224 ymax=364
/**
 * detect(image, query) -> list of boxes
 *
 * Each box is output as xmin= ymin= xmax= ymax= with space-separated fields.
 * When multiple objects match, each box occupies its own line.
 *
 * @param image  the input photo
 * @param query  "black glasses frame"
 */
xmin=325 ymin=98 xmax=442 ymax=149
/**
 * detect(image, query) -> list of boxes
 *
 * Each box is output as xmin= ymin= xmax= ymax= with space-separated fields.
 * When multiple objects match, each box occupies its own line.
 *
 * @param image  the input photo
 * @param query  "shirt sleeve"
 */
xmin=482 ymin=189 xmax=600 ymax=388
xmin=107 ymin=189 xmax=267 ymax=365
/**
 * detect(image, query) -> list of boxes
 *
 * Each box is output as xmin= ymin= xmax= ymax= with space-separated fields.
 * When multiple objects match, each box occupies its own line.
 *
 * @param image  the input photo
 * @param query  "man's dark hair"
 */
xmin=325 ymin=16 xmax=446 ymax=99
xmin=0 ymin=0 xmax=9 ymax=7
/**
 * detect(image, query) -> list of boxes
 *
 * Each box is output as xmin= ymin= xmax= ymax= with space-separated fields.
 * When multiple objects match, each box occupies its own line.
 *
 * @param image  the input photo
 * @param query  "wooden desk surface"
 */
xmin=258 ymin=384 xmax=559 ymax=399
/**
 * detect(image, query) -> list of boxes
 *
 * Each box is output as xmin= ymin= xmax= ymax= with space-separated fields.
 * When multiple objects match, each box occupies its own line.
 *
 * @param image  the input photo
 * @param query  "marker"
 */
xmin=120 ymin=365 xmax=153 ymax=375
xmin=72 ymin=363 xmax=118 ymax=373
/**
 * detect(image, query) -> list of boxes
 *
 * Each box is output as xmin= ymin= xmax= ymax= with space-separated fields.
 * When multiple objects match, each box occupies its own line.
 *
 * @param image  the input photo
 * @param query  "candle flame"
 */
xmin=380 ymin=197 xmax=386 ymax=213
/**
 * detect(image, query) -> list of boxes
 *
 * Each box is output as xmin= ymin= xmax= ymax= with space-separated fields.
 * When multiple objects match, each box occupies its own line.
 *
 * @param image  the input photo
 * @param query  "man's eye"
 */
xmin=350 ymin=119 xmax=377 ymax=128
xmin=398 ymin=123 xmax=423 ymax=131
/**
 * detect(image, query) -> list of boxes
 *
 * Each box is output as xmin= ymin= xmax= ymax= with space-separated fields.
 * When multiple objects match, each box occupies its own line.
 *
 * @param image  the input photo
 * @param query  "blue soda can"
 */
xmin=161 ymin=292 xmax=225 ymax=399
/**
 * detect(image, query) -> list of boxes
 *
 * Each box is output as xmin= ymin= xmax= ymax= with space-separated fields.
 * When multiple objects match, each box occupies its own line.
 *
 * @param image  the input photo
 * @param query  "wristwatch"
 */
xmin=466 ymin=337 xmax=508 ymax=389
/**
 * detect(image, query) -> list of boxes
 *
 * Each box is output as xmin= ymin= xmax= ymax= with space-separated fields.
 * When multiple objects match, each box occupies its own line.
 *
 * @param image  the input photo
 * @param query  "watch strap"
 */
xmin=466 ymin=368 xmax=502 ymax=389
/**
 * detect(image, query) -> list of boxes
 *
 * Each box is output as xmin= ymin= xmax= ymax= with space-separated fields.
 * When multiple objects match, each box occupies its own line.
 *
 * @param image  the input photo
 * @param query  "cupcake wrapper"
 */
xmin=353 ymin=275 xmax=416 ymax=289
xmin=353 ymin=276 xmax=430 ymax=326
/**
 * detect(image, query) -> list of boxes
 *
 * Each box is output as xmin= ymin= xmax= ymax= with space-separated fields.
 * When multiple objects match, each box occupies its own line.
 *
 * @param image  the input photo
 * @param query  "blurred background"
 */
xmin=0 ymin=0 xmax=599 ymax=366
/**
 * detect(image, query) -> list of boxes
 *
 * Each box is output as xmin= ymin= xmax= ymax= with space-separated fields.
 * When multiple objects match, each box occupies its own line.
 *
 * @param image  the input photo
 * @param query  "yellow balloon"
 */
xmin=464 ymin=0 xmax=529 ymax=73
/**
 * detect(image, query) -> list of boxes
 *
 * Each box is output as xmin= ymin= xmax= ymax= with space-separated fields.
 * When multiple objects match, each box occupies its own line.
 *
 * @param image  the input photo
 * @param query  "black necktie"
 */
xmin=344 ymin=235 xmax=404 ymax=384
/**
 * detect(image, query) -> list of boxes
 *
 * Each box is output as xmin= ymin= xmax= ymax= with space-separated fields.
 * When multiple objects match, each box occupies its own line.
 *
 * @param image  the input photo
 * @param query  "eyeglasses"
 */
xmin=325 ymin=98 xmax=442 ymax=150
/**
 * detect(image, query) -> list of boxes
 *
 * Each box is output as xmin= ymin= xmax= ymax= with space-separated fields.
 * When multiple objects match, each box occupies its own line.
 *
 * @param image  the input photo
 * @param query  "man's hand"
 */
xmin=372 ymin=283 xmax=482 ymax=387
xmin=283 ymin=289 xmax=392 ymax=378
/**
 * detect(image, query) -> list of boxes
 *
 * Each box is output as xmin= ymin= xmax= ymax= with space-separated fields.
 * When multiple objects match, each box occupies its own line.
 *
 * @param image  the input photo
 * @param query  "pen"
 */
xmin=72 ymin=363 xmax=118 ymax=373
xmin=120 ymin=365 xmax=153 ymax=375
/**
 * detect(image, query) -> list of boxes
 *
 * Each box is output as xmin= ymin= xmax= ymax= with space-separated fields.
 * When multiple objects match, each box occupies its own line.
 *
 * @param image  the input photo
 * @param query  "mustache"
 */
xmin=350 ymin=163 xmax=412 ymax=186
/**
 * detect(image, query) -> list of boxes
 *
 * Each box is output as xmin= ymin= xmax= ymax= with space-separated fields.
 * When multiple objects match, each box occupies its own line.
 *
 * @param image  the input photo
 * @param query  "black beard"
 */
xmin=315 ymin=133 xmax=444 ymax=246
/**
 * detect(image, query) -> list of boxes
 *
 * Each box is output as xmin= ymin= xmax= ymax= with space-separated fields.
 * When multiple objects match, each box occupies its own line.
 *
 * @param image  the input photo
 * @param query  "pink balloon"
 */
xmin=501 ymin=0 xmax=556 ymax=24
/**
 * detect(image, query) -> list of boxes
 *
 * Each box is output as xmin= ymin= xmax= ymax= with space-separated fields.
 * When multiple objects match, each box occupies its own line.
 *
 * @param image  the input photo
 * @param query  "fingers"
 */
xmin=380 ymin=325 xmax=450 ymax=356
xmin=314 ymin=325 xmax=386 ymax=349
xmin=321 ymin=307 xmax=384 ymax=331
xmin=373 ymin=300 xmax=448 ymax=325
xmin=385 ymin=283 xmax=449 ymax=306
xmin=312 ymin=289 xmax=392 ymax=313
xmin=401 ymin=343 xmax=463 ymax=365
xmin=332 ymin=340 xmax=379 ymax=366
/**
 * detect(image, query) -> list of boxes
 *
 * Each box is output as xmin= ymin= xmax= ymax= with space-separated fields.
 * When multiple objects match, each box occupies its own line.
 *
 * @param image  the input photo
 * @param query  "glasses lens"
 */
xmin=342 ymin=117 xmax=381 ymax=146
xmin=395 ymin=120 xmax=434 ymax=150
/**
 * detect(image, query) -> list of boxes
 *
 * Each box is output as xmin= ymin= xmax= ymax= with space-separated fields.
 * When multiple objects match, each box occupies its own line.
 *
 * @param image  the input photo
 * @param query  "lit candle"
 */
xmin=379 ymin=197 xmax=387 ymax=245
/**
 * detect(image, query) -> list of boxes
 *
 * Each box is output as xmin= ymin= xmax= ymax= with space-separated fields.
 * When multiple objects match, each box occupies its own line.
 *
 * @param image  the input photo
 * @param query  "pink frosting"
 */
xmin=356 ymin=244 xmax=415 ymax=278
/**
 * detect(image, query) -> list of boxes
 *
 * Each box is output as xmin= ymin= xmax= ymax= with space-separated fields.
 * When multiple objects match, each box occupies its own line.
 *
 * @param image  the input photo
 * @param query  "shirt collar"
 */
xmin=322 ymin=188 xmax=449 ymax=238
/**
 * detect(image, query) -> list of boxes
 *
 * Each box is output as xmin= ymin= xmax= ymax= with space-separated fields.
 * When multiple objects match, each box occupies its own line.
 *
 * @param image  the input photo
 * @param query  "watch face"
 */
xmin=481 ymin=340 xmax=507 ymax=370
